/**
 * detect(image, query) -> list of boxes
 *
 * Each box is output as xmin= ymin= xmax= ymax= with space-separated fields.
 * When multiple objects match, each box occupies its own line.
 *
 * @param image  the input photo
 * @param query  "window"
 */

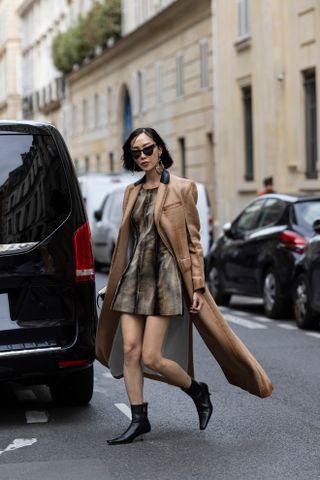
xmin=237 ymin=0 xmax=250 ymax=39
xmin=82 ymin=99 xmax=87 ymax=132
xmin=107 ymin=86 xmax=113 ymax=124
xmin=109 ymin=152 xmax=114 ymax=172
xmin=257 ymin=199 xmax=286 ymax=228
xmin=178 ymin=137 xmax=186 ymax=177
xmin=94 ymin=93 xmax=100 ymax=128
xmin=176 ymin=53 xmax=184 ymax=98
xmin=155 ymin=62 xmax=163 ymax=104
xmin=200 ymin=39 xmax=209 ymax=89
xmin=96 ymin=154 xmax=101 ymax=172
xmin=84 ymin=156 xmax=89 ymax=172
xmin=233 ymin=199 xmax=264 ymax=235
xmin=242 ymin=85 xmax=254 ymax=181
xmin=138 ymin=70 xmax=145 ymax=112
xmin=303 ymin=69 xmax=318 ymax=179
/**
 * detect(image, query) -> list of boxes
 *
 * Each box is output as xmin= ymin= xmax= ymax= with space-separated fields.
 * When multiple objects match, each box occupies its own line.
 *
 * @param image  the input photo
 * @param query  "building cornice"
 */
xmin=68 ymin=0 xmax=211 ymax=84
xmin=17 ymin=0 xmax=36 ymax=17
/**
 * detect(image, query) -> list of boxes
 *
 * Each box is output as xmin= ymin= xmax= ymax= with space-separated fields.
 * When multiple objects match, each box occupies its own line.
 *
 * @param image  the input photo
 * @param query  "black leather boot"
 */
xmin=107 ymin=402 xmax=151 ymax=445
xmin=182 ymin=379 xmax=213 ymax=430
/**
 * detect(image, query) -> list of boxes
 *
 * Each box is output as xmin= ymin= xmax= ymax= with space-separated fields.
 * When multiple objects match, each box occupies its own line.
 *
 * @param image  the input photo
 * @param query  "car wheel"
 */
xmin=208 ymin=265 xmax=231 ymax=306
xmin=263 ymin=268 xmax=288 ymax=318
xmin=293 ymin=273 xmax=318 ymax=329
xmin=94 ymin=260 xmax=102 ymax=272
xmin=49 ymin=365 xmax=94 ymax=406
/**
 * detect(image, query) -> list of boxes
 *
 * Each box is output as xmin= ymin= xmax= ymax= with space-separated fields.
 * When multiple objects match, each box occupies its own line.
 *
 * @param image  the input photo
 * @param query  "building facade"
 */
xmin=17 ymin=0 xmax=96 ymax=133
xmin=0 ymin=0 xmax=22 ymax=119
xmin=212 ymin=0 xmax=320 ymax=229
xmin=67 ymin=0 xmax=214 ymax=194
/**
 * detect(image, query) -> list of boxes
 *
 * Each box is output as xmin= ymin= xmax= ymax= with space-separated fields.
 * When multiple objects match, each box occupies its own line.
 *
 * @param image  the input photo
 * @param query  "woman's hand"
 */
xmin=189 ymin=290 xmax=205 ymax=314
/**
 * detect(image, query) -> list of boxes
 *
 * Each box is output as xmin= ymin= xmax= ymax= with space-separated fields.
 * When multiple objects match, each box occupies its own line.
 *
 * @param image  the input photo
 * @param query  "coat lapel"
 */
xmin=154 ymin=181 xmax=168 ymax=227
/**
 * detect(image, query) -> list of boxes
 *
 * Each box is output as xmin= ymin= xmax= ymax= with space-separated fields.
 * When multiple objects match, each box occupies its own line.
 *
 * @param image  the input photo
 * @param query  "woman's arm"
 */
xmin=184 ymin=181 xmax=206 ymax=293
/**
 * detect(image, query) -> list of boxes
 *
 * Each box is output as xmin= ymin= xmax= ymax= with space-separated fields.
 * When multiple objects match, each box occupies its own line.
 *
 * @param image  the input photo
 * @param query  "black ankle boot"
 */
xmin=182 ymin=379 xmax=213 ymax=430
xmin=107 ymin=402 xmax=151 ymax=445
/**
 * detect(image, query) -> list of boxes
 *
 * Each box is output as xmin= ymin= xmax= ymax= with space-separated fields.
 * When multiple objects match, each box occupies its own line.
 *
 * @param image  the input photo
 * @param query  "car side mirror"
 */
xmin=94 ymin=210 xmax=102 ymax=221
xmin=313 ymin=218 xmax=320 ymax=234
xmin=223 ymin=222 xmax=233 ymax=237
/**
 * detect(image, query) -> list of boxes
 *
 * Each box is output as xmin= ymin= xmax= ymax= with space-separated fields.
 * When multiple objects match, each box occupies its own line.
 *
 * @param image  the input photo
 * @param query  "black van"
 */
xmin=0 ymin=121 xmax=97 ymax=405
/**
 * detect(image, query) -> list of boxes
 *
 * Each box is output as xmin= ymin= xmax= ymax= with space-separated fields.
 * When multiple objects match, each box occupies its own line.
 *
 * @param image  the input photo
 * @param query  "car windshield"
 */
xmin=293 ymin=201 xmax=320 ymax=234
xmin=0 ymin=133 xmax=71 ymax=252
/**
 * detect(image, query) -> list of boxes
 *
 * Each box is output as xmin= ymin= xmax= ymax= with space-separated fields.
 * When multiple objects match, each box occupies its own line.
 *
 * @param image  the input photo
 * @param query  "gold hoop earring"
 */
xmin=155 ymin=158 xmax=164 ymax=175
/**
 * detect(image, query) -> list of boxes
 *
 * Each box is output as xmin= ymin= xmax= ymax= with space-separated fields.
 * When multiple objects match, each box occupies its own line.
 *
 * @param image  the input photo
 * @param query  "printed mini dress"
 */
xmin=111 ymin=187 xmax=184 ymax=316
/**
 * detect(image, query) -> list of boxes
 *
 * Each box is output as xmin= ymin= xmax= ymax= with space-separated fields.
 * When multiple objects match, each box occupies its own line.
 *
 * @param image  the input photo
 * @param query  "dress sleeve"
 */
xmin=184 ymin=182 xmax=206 ymax=292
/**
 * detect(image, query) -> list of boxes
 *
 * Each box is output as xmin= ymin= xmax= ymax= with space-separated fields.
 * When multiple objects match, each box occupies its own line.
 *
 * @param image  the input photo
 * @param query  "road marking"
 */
xmin=221 ymin=307 xmax=271 ymax=323
xmin=103 ymin=372 xmax=113 ymax=378
xmin=277 ymin=324 xmax=298 ymax=330
xmin=0 ymin=438 xmax=37 ymax=456
xmin=225 ymin=315 xmax=267 ymax=329
xmin=25 ymin=411 xmax=49 ymax=423
xmin=15 ymin=390 xmax=37 ymax=402
xmin=115 ymin=403 xmax=132 ymax=419
xmin=305 ymin=332 xmax=320 ymax=339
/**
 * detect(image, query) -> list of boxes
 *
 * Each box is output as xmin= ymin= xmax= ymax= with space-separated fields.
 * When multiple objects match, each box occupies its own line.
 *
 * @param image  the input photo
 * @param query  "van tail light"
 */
xmin=73 ymin=222 xmax=95 ymax=282
xmin=279 ymin=230 xmax=307 ymax=254
xmin=58 ymin=359 xmax=89 ymax=368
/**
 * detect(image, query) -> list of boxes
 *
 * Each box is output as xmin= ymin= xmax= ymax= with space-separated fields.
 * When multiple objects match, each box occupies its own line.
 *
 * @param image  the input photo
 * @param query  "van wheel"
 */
xmin=49 ymin=365 xmax=94 ymax=406
xmin=208 ymin=265 xmax=231 ymax=306
xmin=263 ymin=268 xmax=288 ymax=318
xmin=293 ymin=273 xmax=318 ymax=329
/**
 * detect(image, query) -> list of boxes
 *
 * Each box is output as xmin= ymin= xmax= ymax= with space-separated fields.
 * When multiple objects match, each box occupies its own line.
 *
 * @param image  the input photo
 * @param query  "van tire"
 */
xmin=49 ymin=365 xmax=94 ymax=406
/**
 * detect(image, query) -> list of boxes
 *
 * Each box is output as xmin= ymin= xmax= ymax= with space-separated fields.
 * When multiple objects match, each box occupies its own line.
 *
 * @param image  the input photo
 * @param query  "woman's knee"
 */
xmin=123 ymin=343 xmax=142 ymax=364
xmin=142 ymin=350 xmax=163 ymax=371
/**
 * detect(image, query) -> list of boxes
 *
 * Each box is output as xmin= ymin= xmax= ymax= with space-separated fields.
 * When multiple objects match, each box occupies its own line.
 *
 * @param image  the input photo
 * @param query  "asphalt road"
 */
xmin=0 ymin=271 xmax=319 ymax=480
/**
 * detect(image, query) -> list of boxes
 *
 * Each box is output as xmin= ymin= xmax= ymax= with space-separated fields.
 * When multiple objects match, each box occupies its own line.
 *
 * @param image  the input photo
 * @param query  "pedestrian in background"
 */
xmin=259 ymin=176 xmax=275 ymax=195
xmin=96 ymin=127 xmax=273 ymax=445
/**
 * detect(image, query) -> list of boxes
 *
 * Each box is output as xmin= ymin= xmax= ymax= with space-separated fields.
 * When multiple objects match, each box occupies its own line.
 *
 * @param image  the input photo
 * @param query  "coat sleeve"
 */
xmin=184 ymin=181 xmax=206 ymax=292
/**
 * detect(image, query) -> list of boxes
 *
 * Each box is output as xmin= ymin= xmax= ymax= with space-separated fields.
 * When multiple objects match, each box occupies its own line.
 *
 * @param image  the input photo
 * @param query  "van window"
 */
xmin=0 ymin=134 xmax=71 ymax=253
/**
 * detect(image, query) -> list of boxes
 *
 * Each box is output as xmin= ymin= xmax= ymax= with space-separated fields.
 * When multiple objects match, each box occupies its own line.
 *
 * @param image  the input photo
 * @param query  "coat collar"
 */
xmin=133 ymin=169 xmax=170 ymax=186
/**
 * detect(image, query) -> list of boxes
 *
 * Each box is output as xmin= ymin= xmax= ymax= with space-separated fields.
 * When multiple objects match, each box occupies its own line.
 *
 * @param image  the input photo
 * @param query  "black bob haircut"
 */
xmin=122 ymin=127 xmax=174 ymax=172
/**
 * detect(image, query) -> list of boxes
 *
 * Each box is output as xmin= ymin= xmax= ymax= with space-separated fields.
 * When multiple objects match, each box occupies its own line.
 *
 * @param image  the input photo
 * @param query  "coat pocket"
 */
xmin=163 ymin=201 xmax=183 ymax=211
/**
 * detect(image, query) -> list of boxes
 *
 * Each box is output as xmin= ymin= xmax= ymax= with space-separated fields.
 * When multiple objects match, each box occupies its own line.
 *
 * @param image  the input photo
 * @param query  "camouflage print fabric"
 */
xmin=111 ymin=187 xmax=183 ymax=316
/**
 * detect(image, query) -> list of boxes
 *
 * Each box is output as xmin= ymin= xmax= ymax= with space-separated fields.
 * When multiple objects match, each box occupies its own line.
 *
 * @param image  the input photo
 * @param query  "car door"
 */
xmin=220 ymin=199 xmax=265 ymax=294
xmin=92 ymin=194 xmax=111 ymax=263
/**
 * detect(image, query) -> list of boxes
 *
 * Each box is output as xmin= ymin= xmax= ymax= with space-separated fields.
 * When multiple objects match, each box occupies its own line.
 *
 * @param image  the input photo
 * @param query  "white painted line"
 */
xmin=225 ymin=315 xmax=267 ymax=329
xmin=250 ymin=315 xmax=272 ymax=323
xmin=305 ymin=332 xmax=320 ymax=339
xmin=25 ymin=411 xmax=49 ymax=424
xmin=0 ymin=438 xmax=37 ymax=456
xmin=277 ymin=324 xmax=298 ymax=330
xmin=115 ymin=403 xmax=132 ymax=419
xmin=103 ymin=372 xmax=113 ymax=378
xmin=15 ymin=390 xmax=37 ymax=402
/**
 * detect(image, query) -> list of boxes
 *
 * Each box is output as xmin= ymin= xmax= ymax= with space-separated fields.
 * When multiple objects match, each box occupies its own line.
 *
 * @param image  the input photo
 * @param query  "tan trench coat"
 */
xmin=95 ymin=170 xmax=273 ymax=398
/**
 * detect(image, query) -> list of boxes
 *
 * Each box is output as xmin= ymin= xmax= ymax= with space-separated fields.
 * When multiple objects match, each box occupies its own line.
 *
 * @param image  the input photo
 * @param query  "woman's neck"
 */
xmin=144 ymin=168 xmax=161 ymax=186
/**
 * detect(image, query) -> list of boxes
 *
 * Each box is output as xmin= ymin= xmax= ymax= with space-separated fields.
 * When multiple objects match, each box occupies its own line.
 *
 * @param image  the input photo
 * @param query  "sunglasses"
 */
xmin=131 ymin=144 xmax=157 ymax=160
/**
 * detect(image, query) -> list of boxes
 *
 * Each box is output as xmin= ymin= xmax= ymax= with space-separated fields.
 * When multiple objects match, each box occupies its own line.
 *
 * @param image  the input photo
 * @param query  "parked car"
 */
xmin=91 ymin=180 xmax=214 ymax=270
xmin=293 ymin=218 xmax=320 ymax=329
xmin=205 ymin=194 xmax=320 ymax=318
xmin=78 ymin=172 xmax=142 ymax=232
xmin=0 ymin=120 xmax=97 ymax=405
xmin=92 ymin=185 xmax=126 ymax=270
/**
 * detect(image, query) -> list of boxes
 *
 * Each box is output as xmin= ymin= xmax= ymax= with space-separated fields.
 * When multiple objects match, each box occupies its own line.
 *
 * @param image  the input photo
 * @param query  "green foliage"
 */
xmin=52 ymin=0 xmax=121 ymax=74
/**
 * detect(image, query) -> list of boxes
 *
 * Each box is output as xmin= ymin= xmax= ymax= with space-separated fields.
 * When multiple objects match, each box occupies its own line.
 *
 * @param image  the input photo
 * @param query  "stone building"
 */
xmin=0 ymin=0 xmax=22 ymax=119
xmin=17 ymin=0 xmax=96 ymax=134
xmin=212 ymin=0 xmax=320 ymax=228
xmin=67 ymin=0 xmax=214 ymax=194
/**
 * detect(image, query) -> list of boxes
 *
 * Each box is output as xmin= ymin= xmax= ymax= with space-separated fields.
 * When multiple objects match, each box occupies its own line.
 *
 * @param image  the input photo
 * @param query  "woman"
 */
xmin=96 ymin=127 xmax=273 ymax=445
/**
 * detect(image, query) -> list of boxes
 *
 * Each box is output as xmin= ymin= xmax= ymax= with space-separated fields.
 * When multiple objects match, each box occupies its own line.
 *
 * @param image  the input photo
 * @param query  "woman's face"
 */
xmin=131 ymin=133 xmax=162 ymax=173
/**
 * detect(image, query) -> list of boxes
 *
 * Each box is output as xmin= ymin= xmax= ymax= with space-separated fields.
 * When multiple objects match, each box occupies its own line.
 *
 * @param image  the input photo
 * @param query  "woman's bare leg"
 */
xmin=120 ymin=313 xmax=145 ymax=404
xmin=142 ymin=315 xmax=192 ymax=389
